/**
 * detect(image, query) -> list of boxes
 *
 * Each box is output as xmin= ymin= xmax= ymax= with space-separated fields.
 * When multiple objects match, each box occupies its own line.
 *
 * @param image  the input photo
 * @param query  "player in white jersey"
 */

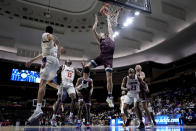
xmin=50 ymin=59 xmax=82 ymax=126
xmin=120 ymin=91 xmax=126 ymax=114
xmin=121 ymin=68 xmax=146 ymax=129
xmin=26 ymin=26 xmax=64 ymax=123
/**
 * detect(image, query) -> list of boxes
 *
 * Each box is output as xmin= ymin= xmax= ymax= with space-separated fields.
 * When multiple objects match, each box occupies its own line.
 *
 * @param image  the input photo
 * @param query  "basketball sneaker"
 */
xmin=86 ymin=122 xmax=91 ymax=129
xmin=68 ymin=116 xmax=74 ymax=124
xmin=28 ymin=109 xmax=43 ymax=123
xmin=50 ymin=119 xmax=57 ymax=127
xmin=138 ymin=122 xmax=145 ymax=129
xmin=106 ymin=97 xmax=114 ymax=108
xmin=76 ymin=122 xmax=82 ymax=129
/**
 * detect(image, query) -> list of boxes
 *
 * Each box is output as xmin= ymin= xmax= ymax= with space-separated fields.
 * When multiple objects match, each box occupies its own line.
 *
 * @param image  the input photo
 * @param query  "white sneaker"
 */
xmin=50 ymin=119 xmax=57 ymax=126
xmin=106 ymin=97 xmax=114 ymax=108
xmin=28 ymin=110 xmax=43 ymax=122
xmin=68 ymin=116 xmax=74 ymax=124
xmin=145 ymin=123 xmax=153 ymax=128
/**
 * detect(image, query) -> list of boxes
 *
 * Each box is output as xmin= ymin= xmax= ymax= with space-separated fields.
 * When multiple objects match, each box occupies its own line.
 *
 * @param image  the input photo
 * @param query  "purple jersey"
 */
xmin=100 ymin=37 xmax=115 ymax=56
xmin=91 ymin=37 xmax=115 ymax=68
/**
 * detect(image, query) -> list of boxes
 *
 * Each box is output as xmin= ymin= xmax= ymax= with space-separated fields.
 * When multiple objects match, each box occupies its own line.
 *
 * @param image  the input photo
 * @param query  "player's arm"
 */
xmin=140 ymin=72 xmax=146 ymax=81
xmin=92 ymin=14 xmax=100 ymax=45
xmin=138 ymin=76 xmax=149 ymax=93
xmin=121 ymin=77 xmax=129 ymax=91
xmin=26 ymin=54 xmax=43 ymax=68
xmin=90 ymin=79 xmax=94 ymax=96
xmin=48 ymin=34 xmax=66 ymax=55
xmin=75 ymin=78 xmax=82 ymax=91
xmin=75 ymin=68 xmax=82 ymax=76
xmin=106 ymin=13 xmax=114 ymax=41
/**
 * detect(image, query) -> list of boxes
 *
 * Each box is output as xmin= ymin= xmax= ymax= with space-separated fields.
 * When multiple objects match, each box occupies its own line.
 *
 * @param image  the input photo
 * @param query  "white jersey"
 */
xmin=41 ymin=33 xmax=58 ymax=58
xmin=126 ymin=75 xmax=140 ymax=98
xmin=61 ymin=65 xmax=75 ymax=86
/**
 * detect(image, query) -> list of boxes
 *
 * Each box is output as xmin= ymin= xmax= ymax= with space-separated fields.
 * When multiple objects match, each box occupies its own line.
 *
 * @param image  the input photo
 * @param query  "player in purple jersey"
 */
xmin=83 ymin=13 xmax=115 ymax=108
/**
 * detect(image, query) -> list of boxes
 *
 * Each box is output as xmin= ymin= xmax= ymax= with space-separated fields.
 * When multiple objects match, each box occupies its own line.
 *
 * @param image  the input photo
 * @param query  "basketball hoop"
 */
xmin=100 ymin=3 xmax=122 ymax=27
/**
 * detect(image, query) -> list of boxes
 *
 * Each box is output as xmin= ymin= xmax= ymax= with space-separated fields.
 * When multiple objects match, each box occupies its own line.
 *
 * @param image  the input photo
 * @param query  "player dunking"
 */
xmin=27 ymin=26 xmax=64 ymax=123
xmin=50 ymin=60 xmax=82 ymax=126
xmin=75 ymin=68 xmax=93 ymax=129
xmin=83 ymin=12 xmax=115 ymax=108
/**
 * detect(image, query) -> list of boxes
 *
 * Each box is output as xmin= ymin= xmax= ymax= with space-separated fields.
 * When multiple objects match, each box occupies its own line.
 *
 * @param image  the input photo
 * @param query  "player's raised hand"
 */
xmin=81 ymin=60 xmax=86 ymax=67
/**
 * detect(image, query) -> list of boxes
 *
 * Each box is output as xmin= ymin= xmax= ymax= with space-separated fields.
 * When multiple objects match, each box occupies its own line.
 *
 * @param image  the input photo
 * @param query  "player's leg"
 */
xmin=135 ymin=101 xmax=145 ymax=129
xmin=50 ymin=86 xmax=64 ymax=126
xmin=105 ymin=65 xmax=114 ymax=108
xmin=28 ymin=56 xmax=60 ymax=123
xmin=84 ymin=96 xmax=91 ymax=128
xmin=84 ymin=56 xmax=102 ymax=74
xmin=67 ymin=86 xmax=77 ymax=124
xmin=150 ymin=111 xmax=156 ymax=125
xmin=122 ymin=103 xmax=129 ymax=127
xmin=86 ymin=104 xmax=91 ymax=125
xmin=122 ymin=95 xmax=132 ymax=127
xmin=47 ymin=80 xmax=58 ymax=89
xmin=142 ymin=101 xmax=152 ymax=125
xmin=77 ymin=98 xmax=84 ymax=128
xmin=28 ymin=79 xmax=47 ymax=122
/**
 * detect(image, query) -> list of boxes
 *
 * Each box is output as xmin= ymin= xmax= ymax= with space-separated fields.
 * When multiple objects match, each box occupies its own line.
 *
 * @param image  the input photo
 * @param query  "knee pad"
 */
xmin=78 ymin=99 xmax=84 ymax=103
xmin=105 ymin=67 xmax=112 ymax=73
xmin=84 ymin=66 xmax=90 ymax=73
xmin=90 ymin=60 xmax=97 ymax=67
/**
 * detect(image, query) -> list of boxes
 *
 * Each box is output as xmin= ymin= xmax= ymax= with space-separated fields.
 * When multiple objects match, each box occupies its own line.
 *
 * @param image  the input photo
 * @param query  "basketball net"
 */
xmin=100 ymin=3 xmax=122 ymax=27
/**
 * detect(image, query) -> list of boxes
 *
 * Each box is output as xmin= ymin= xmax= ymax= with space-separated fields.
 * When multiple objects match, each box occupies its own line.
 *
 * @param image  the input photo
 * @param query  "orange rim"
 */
xmin=100 ymin=3 xmax=110 ymax=16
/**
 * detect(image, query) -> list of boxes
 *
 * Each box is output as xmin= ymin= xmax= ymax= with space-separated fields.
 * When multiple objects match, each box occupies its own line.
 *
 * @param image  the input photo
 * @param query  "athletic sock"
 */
xmin=69 ymin=112 xmax=73 ymax=117
xmin=52 ymin=114 xmax=56 ymax=119
xmin=35 ymin=103 xmax=42 ymax=112
xmin=108 ymin=92 xmax=112 ymax=98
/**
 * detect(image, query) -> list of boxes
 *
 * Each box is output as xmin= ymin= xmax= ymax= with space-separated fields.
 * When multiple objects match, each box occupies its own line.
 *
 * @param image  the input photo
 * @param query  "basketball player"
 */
xmin=75 ymin=70 xmax=93 ymax=129
xmin=121 ymin=68 xmax=146 ymax=129
xmin=50 ymin=59 xmax=83 ymax=126
xmin=27 ymin=26 xmax=64 ymax=123
xmin=135 ymin=65 xmax=152 ymax=126
xmin=83 ymin=12 xmax=116 ymax=108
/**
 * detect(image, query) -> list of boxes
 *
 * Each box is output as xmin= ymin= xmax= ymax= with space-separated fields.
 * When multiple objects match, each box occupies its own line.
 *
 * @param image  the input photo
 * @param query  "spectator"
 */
xmin=179 ymin=110 xmax=187 ymax=125
xmin=187 ymin=109 xmax=196 ymax=124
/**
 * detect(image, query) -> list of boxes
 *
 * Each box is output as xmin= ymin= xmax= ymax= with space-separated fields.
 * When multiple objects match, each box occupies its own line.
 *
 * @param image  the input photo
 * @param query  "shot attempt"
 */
xmin=83 ymin=5 xmax=121 ymax=108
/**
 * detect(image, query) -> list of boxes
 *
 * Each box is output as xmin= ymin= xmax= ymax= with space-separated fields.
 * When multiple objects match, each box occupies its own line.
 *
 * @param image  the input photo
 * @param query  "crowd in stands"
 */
xmin=151 ymin=86 xmax=196 ymax=125
xmin=0 ymin=85 xmax=196 ymax=126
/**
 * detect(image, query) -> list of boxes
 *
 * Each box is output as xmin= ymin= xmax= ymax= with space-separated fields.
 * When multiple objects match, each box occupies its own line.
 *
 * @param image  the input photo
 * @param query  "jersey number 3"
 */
xmin=131 ymin=85 xmax=136 ymax=90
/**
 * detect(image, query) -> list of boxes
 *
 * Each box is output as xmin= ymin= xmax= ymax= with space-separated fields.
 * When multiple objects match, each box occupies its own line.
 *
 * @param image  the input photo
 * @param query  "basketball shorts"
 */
xmin=40 ymin=56 xmax=59 ymax=81
xmin=91 ymin=54 xmax=113 ymax=72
